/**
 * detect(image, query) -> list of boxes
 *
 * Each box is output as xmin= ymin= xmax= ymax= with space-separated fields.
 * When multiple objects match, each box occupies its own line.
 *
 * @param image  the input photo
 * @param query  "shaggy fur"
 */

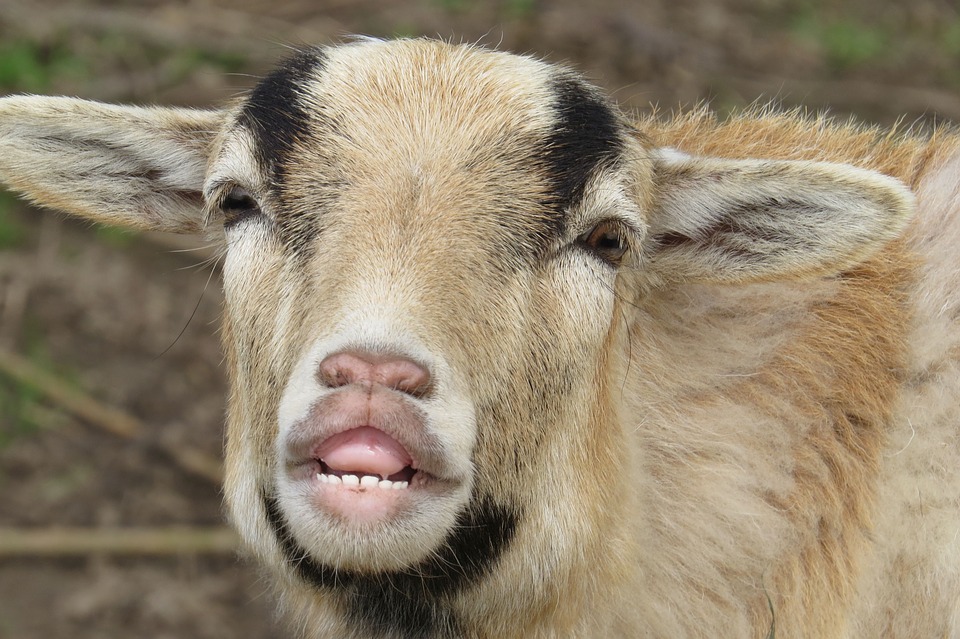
xmin=0 ymin=39 xmax=957 ymax=638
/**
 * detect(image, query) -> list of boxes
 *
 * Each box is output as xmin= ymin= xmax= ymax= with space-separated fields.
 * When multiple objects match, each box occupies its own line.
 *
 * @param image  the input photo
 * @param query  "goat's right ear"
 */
xmin=0 ymin=96 xmax=224 ymax=233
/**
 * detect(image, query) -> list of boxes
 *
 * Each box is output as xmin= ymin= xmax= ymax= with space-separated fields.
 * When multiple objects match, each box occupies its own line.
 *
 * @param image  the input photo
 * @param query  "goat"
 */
xmin=1 ymin=38 xmax=958 ymax=638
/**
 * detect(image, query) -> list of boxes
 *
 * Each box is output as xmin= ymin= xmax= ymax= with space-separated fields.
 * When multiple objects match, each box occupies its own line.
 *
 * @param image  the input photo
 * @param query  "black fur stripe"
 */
xmin=263 ymin=493 xmax=518 ymax=638
xmin=237 ymin=48 xmax=332 ymax=252
xmin=541 ymin=74 xmax=625 ymax=226
xmin=238 ymin=48 xmax=326 ymax=189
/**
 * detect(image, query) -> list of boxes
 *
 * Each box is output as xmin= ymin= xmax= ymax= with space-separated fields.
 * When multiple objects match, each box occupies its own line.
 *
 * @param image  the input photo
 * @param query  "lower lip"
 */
xmin=311 ymin=477 xmax=412 ymax=523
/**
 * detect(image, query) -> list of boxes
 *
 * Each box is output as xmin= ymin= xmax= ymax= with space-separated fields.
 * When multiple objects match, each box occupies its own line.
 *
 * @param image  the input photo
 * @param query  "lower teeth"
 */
xmin=316 ymin=473 xmax=408 ymax=489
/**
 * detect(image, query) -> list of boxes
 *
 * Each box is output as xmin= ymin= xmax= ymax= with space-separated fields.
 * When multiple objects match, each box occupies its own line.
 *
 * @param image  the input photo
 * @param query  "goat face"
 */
xmin=212 ymin=39 xmax=648 ymax=595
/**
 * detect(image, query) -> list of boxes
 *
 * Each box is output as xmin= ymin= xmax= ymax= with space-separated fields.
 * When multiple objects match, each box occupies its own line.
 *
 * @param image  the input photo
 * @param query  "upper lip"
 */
xmin=282 ymin=384 xmax=454 ymax=481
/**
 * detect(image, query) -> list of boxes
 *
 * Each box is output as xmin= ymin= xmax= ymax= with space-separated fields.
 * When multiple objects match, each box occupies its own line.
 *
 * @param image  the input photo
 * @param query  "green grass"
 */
xmin=0 ymin=326 xmax=79 ymax=449
xmin=431 ymin=0 xmax=468 ymax=11
xmin=94 ymin=223 xmax=137 ymax=249
xmin=0 ymin=192 xmax=37 ymax=448
xmin=944 ymin=21 xmax=960 ymax=56
xmin=0 ymin=368 xmax=44 ymax=449
xmin=168 ymin=48 xmax=249 ymax=82
xmin=791 ymin=11 xmax=888 ymax=72
xmin=504 ymin=0 xmax=536 ymax=19
xmin=428 ymin=0 xmax=536 ymax=18
xmin=0 ymin=31 xmax=253 ymax=99
xmin=817 ymin=21 xmax=887 ymax=71
xmin=0 ymin=40 xmax=89 ymax=93
xmin=0 ymin=192 xmax=27 ymax=249
xmin=784 ymin=6 xmax=960 ymax=89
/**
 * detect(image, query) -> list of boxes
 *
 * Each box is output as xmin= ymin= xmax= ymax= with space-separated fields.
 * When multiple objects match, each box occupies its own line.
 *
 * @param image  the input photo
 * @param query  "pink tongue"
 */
xmin=316 ymin=427 xmax=412 ymax=478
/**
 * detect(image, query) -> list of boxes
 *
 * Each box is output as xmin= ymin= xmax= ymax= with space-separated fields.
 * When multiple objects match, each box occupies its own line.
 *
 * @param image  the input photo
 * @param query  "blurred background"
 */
xmin=0 ymin=1 xmax=958 ymax=637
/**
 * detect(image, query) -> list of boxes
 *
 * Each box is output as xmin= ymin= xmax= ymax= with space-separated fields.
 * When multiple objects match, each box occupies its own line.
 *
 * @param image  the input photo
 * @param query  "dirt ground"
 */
xmin=0 ymin=1 xmax=958 ymax=637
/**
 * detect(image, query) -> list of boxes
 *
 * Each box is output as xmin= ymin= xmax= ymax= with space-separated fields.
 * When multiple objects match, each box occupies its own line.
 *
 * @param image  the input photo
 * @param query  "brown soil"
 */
xmin=0 ymin=1 xmax=957 ymax=637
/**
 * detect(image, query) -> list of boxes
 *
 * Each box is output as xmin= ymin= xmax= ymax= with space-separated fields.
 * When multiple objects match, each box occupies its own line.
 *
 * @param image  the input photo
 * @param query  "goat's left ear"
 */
xmin=0 ymin=96 xmax=224 ymax=233
xmin=644 ymin=151 xmax=915 ymax=283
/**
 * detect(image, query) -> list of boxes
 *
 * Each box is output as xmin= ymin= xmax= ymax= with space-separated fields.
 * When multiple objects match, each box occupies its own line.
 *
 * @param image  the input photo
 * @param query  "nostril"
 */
xmin=381 ymin=358 xmax=432 ymax=398
xmin=318 ymin=352 xmax=370 ymax=389
xmin=318 ymin=350 xmax=432 ymax=398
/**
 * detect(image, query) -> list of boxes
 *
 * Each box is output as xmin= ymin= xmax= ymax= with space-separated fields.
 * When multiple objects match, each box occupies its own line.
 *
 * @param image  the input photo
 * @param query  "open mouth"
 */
xmin=274 ymin=374 xmax=474 ymax=566
xmin=289 ymin=425 xmax=442 ymax=524
xmin=279 ymin=384 xmax=462 ymax=530
xmin=314 ymin=425 xmax=420 ymax=484
xmin=315 ymin=426 xmax=420 ymax=489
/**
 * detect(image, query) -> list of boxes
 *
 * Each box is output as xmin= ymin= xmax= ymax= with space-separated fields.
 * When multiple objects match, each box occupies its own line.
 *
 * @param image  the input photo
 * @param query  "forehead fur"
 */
xmin=231 ymin=38 xmax=627 ymax=256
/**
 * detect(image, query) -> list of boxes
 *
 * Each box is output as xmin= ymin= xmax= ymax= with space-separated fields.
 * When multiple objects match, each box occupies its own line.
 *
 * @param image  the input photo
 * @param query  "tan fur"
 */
xmin=0 ymin=39 xmax=957 ymax=638
xmin=627 ymin=109 xmax=960 ymax=636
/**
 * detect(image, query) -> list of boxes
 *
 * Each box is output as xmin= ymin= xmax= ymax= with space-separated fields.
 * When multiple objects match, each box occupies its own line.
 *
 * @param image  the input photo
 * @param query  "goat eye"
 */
xmin=220 ymin=187 xmax=262 ymax=227
xmin=578 ymin=221 xmax=629 ymax=266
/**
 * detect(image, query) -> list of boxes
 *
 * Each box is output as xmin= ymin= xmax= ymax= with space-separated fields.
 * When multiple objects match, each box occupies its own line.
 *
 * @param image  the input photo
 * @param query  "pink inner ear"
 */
xmin=316 ymin=427 xmax=413 ymax=478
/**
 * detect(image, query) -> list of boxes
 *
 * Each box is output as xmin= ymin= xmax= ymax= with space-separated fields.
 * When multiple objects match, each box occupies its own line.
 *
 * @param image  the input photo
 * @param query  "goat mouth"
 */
xmin=310 ymin=426 xmax=427 ymax=490
xmin=288 ymin=426 xmax=441 ymax=523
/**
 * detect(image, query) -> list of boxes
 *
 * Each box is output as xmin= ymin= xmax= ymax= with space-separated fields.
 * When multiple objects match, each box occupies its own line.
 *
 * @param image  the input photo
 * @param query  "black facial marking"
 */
xmin=263 ymin=492 xmax=518 ymax=639
xmin=238 ymin=48 xmax=325 ymax=190
xmin=237 ymin=48 xmax=344 ymax=253
xmin=541 ymin=74 xmax=625 ymax=231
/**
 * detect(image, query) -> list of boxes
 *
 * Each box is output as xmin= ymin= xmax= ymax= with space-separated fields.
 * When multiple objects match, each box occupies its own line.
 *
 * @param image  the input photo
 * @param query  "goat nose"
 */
xmin=318 ymin=351 xmax=432 ymax=397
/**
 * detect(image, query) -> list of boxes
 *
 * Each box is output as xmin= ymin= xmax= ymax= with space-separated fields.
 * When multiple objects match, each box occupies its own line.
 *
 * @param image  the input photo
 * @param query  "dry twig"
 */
xmin=0 ymin=349 xmax=223 ymax=485
xmin=0 ymin=526 xmax=238 ymax=557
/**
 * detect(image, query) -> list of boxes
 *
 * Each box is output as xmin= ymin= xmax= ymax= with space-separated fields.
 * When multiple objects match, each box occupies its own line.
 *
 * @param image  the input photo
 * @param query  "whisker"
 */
xmin=155 ymin=251 xmax=224 ymax=359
